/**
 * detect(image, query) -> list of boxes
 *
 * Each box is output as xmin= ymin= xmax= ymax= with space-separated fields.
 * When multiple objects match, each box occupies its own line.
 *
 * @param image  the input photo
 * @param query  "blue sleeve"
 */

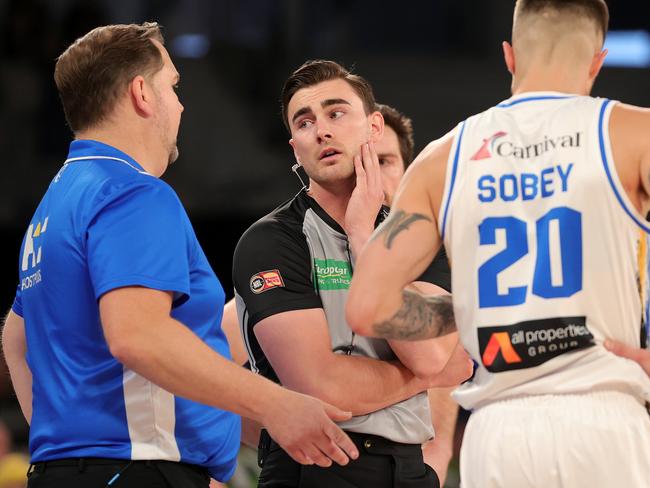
xmin=12 ymin=284 xmax=23 ymax=317
xmin=87 ymin=180 xmax=192 ymax=301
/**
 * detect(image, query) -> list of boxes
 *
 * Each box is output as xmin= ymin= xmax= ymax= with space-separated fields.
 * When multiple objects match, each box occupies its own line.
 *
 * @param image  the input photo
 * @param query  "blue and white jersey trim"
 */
xmin=440 ymin=121 xmax=466 ymax=240
xmin=598 ymin=98 xmax=650 ymax=233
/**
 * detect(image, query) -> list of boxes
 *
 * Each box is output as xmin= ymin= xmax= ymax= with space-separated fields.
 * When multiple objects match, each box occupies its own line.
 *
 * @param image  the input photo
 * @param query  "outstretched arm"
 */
xmin=347 ymin=131 xmax=456 ymax=340
xmin=100 ymin=287 xmax=358 ymax=467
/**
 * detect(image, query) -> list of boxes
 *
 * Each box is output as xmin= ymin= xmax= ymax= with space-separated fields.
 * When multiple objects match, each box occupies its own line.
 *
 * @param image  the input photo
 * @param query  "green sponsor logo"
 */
xmin=314 ymin=259 xmax=352 ymax=290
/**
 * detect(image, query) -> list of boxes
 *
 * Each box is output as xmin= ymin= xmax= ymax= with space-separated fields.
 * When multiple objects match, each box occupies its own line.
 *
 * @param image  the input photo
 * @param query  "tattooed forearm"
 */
xmin=372 ymin=291 xmax=455 ymax=340
xmin=373 ymin=210 xmax=432 ymax=249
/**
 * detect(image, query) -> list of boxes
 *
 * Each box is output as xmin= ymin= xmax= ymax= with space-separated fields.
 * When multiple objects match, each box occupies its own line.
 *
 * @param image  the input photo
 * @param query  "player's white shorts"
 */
xmin=460 ymin=391 xmax=650 ymax=487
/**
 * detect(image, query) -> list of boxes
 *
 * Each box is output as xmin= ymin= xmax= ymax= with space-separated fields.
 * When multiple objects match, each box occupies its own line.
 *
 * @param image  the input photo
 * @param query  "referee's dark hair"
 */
xmin=54 ymin=22 xmax=164 ymax=133
xmin=281 ymin=60 xmax=376 ymax=133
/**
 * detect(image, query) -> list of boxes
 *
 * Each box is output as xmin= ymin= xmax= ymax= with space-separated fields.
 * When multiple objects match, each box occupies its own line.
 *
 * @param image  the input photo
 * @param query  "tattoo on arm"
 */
xmin=373 ymin=210 xmax=432 ymax=249
xmin=373 ymin=291 xmax=455 ymax=340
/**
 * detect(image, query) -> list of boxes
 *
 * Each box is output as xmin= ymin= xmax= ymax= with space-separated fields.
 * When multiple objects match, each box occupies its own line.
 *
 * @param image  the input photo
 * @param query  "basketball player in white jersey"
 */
xmin=347 ymin=0 xmax=650 ymax=486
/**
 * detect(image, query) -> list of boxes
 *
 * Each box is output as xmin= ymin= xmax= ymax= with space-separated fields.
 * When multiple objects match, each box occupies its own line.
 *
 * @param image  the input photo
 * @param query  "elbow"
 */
xmin=107 ymin=334 xmax=149 ymax=368
xmin=408 ymin=359 xmax=446 ymax=382
xmin=345 ymin=294 xmax=376 ymax=338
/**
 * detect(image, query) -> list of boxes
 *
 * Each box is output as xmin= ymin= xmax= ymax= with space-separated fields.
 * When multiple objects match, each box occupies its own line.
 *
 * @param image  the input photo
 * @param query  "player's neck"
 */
xmin=512 ymin=64 xmax=591 ymax=97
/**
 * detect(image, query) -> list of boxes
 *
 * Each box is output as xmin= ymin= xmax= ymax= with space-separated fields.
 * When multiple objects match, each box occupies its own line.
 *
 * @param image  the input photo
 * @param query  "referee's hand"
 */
xmin=263 ymin=391 xmax=359 ymax=467
xmin=604 ymin=339 xmax=650 ymax=377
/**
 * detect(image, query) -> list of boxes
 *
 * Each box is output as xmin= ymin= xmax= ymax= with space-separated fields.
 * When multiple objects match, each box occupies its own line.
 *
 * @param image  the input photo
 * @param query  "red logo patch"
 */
xmin=250 ymin=269 xmax=285 ymax=294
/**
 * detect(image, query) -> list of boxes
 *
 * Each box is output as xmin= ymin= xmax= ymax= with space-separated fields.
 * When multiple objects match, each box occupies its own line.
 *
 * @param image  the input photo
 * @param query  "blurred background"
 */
xmin=0 ymin=0 xmax=648 ymax=486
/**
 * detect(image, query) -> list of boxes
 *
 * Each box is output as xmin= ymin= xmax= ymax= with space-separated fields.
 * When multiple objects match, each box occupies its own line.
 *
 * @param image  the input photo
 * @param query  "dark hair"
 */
xmin=281 ymin=60 xmax=376 ymax=132
xmin=376 ymin=103 xmax=415 ymax=167
xmin=54 ymin=22 xmax=164 ymax=133
xmin=515 ymin=0 xmax=609 ymax=41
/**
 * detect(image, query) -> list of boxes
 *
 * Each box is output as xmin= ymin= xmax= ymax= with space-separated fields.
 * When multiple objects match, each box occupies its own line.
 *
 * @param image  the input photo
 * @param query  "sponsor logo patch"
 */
xmin=478 ymin=316 xmax=594 ymax=372
xmin=313 ymin=259 xmax=352 ymax=291
xmin=470 ymin=131 xmax=507 ymax=160
xmin=471 ymin=131 xmax=582 ymax=161
xmin=250 ymin=269 xmax=285 ymax=294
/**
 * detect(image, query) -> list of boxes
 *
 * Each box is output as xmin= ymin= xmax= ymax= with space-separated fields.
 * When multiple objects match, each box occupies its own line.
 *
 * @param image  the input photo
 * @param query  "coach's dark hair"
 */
xmin=281 ymin=60 xmax=376 ymax=132
xmin=515 ymin=0 xmax=609 ymax=41
xmin=54 ymin=22 xmax=165 ymax=133
xmin=376 ymin=103 xmax=415 ymax=167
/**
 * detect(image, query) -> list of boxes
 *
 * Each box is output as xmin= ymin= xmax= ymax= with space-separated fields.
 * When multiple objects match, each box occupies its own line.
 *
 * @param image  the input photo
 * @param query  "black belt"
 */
xmin=28 ymin=457 xmax=208 ymax=476
xmin=258 ymin=429 xmax=422 ymax=467
xmin=343 ymin=431 xmax=422 ymax=456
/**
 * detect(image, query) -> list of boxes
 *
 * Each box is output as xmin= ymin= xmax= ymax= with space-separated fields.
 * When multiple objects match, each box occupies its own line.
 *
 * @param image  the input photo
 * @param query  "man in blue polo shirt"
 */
xmin=2 ymin=22 xmax=357 ymax=488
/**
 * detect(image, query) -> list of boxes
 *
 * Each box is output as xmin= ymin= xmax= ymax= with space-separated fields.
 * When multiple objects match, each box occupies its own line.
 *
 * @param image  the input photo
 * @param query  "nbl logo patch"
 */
xmin=250 ymin=269 xmax=285 ymax=294
xmin=478 ymin=316 xmax=594 ymax=372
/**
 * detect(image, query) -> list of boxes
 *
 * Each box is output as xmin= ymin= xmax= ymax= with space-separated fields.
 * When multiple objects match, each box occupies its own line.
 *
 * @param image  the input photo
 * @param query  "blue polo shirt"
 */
xmin=12 ymin=140 xmax=240 ymax=481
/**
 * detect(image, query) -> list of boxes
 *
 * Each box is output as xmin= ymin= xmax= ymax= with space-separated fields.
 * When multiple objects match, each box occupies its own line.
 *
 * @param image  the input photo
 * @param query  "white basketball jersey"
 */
xmin=440 ymin=92 xmax=650 ymax=410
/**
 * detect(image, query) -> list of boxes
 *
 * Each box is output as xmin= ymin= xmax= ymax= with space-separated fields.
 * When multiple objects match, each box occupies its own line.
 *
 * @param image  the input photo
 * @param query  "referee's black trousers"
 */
xmin=27 ymin=458 xmax=210 ymax=487
xmin=257 ymin=432 xmax=440 ymax=488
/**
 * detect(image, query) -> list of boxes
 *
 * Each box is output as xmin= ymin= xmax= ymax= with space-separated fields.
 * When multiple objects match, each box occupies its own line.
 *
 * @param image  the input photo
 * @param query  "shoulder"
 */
xmin=608 ymin=102 xmax=650 ymax=162
xmin=235 ymin=193 xmax=309 ymax=255
xmin=400 ymin=127 xmax=458 ymax=213
xmin=95 ymin=173 xmax=182 ymax=213
xmin=609 ymin=102 xmax=650 ymax=133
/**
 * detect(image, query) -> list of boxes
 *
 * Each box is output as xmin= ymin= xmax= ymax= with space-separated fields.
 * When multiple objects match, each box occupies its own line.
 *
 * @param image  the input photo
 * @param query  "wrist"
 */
xmin=247 ymin=377 xmax=288 ymax=425
xmin=345 ymin=228 xmax=373 ymax=258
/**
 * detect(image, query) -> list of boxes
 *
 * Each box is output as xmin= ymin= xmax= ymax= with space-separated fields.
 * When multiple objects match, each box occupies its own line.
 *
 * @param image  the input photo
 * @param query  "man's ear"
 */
xmin=368 ymin=111 xmax=384 ymax=143
xmin=502 ymin=41 xmax=515 ymax=75
xmin=130 ymin=75 xmax=154 ymax=117
xmin=289 ymin=138 xmax=301 ymax=165
xmin=589 ymin=48 xmax=608 ymax=80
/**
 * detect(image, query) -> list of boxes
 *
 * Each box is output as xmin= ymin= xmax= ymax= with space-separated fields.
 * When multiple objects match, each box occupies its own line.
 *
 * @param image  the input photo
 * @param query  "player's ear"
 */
xmin=368 ymin=111 xmax=384 ymax=143
xmin=589 ymin=48 xmax=607 ymax=80
xmin=502 ymin=41 xmax=515 ymax=75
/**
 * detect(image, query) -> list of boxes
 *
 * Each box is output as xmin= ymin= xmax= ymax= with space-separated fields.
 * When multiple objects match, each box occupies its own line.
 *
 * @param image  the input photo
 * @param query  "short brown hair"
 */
xmin=281 ymin=60 xmax=376 ymax=132
xmin=376 ymin=103 xmax=415 ymax=167
xmin=515 ymin=0 xmax=609 ymax=41
xmin=54 ymin=22 xmax=164 ymax=133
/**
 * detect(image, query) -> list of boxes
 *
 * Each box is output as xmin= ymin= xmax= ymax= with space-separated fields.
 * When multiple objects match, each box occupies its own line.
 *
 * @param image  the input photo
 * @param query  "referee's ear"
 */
xmin=368 ymin=110 xmax=384 ymax=143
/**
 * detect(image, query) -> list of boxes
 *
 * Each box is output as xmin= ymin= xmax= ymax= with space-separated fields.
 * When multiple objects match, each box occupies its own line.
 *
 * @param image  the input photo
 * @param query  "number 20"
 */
xmin=478 ymin=207 xmax=582 ymax=308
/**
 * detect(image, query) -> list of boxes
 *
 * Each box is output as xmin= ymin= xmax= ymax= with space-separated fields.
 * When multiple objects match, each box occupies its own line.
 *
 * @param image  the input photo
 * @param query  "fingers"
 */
xmin=284 ymin=447 xmax=313 ymax=465
xmin=361 ymin=142 xmax=382 ymax=194
xmin=322 ymin=421 xmax=359 ymax=463
xmin=353 ymin=154 xmax=366 ymax=191
xmin=302 ymin=444 xmax=333 ymax=468
xmin=322 ymin=400 xmax=352 ymax=422
xmin=604 ymin=339 xmax=644 ymax=362
xmin=367 ymin=141 xmax=382 ymax=190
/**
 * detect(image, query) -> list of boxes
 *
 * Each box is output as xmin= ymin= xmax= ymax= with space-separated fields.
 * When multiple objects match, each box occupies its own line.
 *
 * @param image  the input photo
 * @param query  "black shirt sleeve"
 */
xmin=415 ymin=246 xmax=451 ymax=292
xmin=232 ymin=216 xmax=322 ymax=327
